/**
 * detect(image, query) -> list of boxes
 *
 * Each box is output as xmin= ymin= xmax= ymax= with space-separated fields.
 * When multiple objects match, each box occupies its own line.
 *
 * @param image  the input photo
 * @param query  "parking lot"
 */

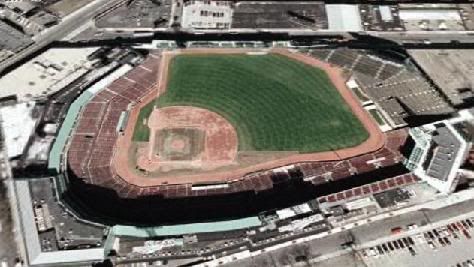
xmin=360 ymin=217 xmax=474 ymax=267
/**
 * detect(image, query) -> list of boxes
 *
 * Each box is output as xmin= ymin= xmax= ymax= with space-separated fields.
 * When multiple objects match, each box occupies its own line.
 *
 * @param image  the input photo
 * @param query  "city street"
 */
xmin=0 ymin=181 xmax=19 ymax=267
xmin=0 ymin=0 xmax=126 ymax=74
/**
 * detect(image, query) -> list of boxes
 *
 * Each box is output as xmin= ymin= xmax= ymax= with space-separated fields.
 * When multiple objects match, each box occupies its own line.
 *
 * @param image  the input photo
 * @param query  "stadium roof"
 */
xmin=112 ymin=217 xmax=262 ymax=237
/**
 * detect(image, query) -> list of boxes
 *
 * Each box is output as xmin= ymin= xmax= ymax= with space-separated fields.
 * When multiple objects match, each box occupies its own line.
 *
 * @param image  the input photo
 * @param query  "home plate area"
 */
xmin=136 ymin=106 xmax=238 ymax=173
xmin=155 ymin=128 xmax=204 ymax=161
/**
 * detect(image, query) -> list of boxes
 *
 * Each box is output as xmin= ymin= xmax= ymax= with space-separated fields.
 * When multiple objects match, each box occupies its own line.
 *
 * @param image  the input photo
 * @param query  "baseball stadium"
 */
xmin=64 ymin=49 xmax=407 ymax=224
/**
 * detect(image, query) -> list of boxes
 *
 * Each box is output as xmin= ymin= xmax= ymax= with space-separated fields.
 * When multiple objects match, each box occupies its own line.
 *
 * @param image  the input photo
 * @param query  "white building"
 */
xmin=404 ymin=110 xmax=473 ymax=194
xmin=0 ymin=47 xmax=98 ymax=102
xmin=181 ymin=1 xmax=233 ymax=29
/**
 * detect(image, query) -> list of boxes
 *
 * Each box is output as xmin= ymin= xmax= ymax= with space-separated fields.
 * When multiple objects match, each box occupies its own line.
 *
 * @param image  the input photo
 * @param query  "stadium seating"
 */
xmin=307 ymin=48 xmax=453 ymax=127
xmin=317 ymin=173 xmax=419 ymax=204
xmin=68 ymin=53 xmax=161 ymax=198
xmin=299 ymin=129 xmax=407 ymax=186
xmin=67 ymin=52 xmax=410 ymax=200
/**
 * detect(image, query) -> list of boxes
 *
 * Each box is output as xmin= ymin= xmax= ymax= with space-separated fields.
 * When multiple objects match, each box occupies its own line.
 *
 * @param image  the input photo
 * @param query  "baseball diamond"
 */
xmin=68 ymin=48 xmax=386 ymax=192
xmin=133 ymin=53 xmax=369 ymax=153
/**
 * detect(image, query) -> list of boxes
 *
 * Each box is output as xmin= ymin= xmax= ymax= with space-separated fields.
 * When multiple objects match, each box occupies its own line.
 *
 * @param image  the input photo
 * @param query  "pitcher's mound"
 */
xmin=137 ymin=106 xmax=238 ymax=172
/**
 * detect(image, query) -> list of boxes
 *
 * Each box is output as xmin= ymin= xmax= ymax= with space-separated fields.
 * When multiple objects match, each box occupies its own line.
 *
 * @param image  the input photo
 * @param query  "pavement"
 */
xmin=0 ymin=181 xmax=18 ymax=267
xmin=0 ymin=115 xmax=24 ymax=267
xmin=191 ymin=186 xmax=474 ymax=267
xmin=221 ymin=231 xmax=354 ymax=267
xmin=368 ymin=31 xmax=474 ymax=44
xmin=0 ymin=138 xmax=19 ymax=267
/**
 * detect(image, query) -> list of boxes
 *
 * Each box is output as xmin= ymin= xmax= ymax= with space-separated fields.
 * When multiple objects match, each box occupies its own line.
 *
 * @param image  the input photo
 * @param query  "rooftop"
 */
xmin=95 ymin=0 xmax=172 ymax=29
xmin=0 ymin=20 xmax=33 ymax=52
xmin=359 ymin=5 xmax=404 ymax=31
xmin=408 ymin=116 xmax=472 ymax=193
xmin=29 ymin=178 xmax=104 ymax=250
xmin=232 ymin=1 xmax=327 ymax=29
xmin=326 ymin=4 xmax=362 ymax=31
xmin=181 ymin=0 xmax=233 ymax=29
xmin=399 ymin=8 xmax=465 ymax=31
xmin=112 ymin=216 xmax=262 ymax=238
xmin=0 ymin=47 xmax=98 ymax=101
xmin=0 ymin=102 xmax=38 ymax=159
xmin=425 ymin=125 xmax=461 ymax=181
xmin=15 ymin=179 xmax=105 ymax=266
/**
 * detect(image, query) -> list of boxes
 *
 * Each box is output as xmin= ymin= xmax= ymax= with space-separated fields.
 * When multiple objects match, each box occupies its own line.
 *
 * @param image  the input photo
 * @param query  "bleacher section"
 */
xmin=67 ymin=52 xmax=162 ymax=199
xmin=307 ymin=48 xmax=454 ymax=127
xmin=317 ymin=173 xmax=419 ymax=204
xmin=300 ymin=129 xmax=407 ymax=185
xmin=327 ymin=49 xmax=359 ymax=69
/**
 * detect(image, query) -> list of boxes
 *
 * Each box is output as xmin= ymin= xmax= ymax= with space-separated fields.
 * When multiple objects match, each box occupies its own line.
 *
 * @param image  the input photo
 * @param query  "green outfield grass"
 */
xmin=133 ymin=54 xmax=368 ymax=152
xmin=132 ymin=100 xmax=155 ymax=141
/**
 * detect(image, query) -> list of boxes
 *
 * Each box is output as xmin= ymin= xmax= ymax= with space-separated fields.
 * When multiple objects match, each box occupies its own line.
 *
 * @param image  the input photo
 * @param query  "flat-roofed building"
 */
xmin=0 ymin=47 xmax=98 ymax=102
xmin=398 ymin=5 xmax=465 ymax=31
xmin=404 ymin=111 xmax=473 ymax=193
xmin=326 ymin=4 xmax=363 ymax=31
xmin=0 ymin=20 xmax=33 ymax=54
xmin=232 ymin=1 xmax=327 ymax=29
xmin=14 ymin=178 xmax=106 ymax=266
xmin=182 ymin=0 xmax=233 ymax=29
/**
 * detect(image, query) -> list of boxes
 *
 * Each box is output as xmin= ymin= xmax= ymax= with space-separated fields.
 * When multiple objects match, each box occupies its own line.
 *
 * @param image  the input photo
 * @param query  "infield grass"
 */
xmin=133 ymin=54 xmax=368 ymax=152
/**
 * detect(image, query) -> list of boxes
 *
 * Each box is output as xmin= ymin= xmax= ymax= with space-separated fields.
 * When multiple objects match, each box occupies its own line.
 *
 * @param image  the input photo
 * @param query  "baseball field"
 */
xmin=133 ymin=53 xmax=368 ymax=153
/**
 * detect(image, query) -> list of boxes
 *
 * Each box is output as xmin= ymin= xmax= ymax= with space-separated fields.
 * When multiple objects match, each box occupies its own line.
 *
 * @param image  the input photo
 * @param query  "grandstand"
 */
xmin=307 ymin=48 xmax=454 ymax=128
xmin=67 ymin=52 xmax=162 ymax=199
xmin=300 ymin=129 xmax=407 ymax=185
xmin=67 ymin=126 xmax=407 ymax=199
xmin=61 ymin=49 xmax=412 ymax=202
